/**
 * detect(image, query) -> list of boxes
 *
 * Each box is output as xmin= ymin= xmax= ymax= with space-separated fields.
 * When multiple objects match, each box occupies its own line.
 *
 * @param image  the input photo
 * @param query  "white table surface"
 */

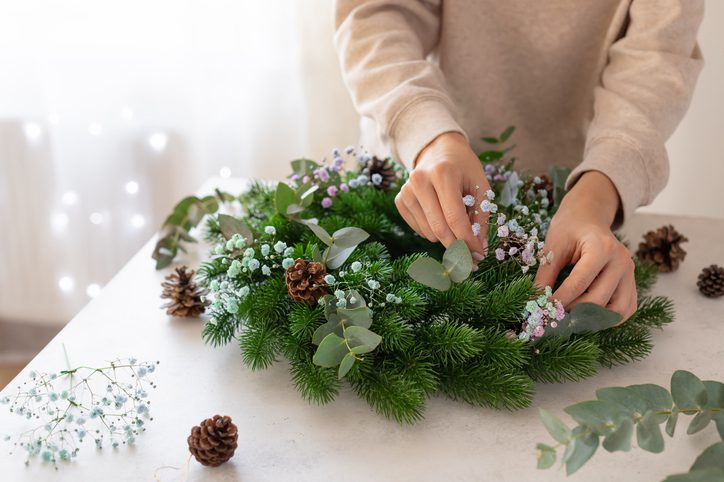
xmin=1 ymin=178 xmax=723 ymax=482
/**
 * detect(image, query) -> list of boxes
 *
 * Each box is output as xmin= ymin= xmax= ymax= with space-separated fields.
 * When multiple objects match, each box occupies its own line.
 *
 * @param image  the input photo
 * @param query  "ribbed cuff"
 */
xmin=389 ymin=95 xmax=466 ymax=168
xmin=566 ymin=137 xmax=651 ymax=228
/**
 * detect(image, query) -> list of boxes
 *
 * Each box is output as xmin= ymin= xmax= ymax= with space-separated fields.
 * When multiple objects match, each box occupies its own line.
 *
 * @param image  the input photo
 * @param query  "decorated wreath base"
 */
xmin=153 ymin=134 xmax=674 ymax=423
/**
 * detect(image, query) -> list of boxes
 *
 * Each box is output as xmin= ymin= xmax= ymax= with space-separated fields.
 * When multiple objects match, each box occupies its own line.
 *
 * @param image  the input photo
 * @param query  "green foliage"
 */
xmin=154 ymin=140 xmax=674 ymax=423
xmin=537 ymin=370 xmax=724 ymax=478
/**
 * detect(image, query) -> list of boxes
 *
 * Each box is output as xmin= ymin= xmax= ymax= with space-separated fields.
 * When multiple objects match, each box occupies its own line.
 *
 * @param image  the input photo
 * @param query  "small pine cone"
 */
xmin=285 ymin=258 xmax=328 ymax=304
xmin=697 ymin=264 xmax=724 ymax=298
xmin=363 ymin=156 xmax=398 ymax=191
xmin=635 ymin=225 xmax=688 ymax=273
xmin=497 ymin=236 xmax=527 ymax=261
xmin=160 ymin=266 xmax=210 ymax=317
xmin=188 ymin=415 xmax=238 ymax=467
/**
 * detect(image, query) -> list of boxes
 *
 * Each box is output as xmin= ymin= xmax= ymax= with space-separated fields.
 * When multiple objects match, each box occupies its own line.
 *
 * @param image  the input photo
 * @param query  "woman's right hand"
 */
xmin=394 ymin=132 xmax=490 ymax=263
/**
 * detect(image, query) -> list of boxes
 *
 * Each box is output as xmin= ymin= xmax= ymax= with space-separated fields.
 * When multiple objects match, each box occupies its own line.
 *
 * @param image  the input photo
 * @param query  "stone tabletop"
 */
xmin=1 ymin=177 xmax=723 ymax=482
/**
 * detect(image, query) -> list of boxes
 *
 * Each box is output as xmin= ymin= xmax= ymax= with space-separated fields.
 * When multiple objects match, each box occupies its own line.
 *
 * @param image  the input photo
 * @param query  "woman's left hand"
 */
xmin=534 ymin=171 xmax=637 ymax=321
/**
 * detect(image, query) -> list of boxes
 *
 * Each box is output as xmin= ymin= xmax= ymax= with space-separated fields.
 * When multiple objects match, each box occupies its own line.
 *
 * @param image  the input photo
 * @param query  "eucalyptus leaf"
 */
xmin=336 ymin=307 xmax=373 ymax=329
xmin=627 ymin=383 xmax=673 ymax=423
xmin=345 ymin=326 xmax=382 ymax=351
xmin=332 ymin=227 xmax=370 ymax=248
xmin=499 ymin=171 xmax=520 ymax=207
xmin=602 ymin=417 xmax=633 ymax=452
xmin=442 ymin=240 xmax=473 ymax=283
xmin=478 ymin=150 xmax=504 ymax=163
xmin=564 ymin=400 xmax=626 ymax=436
xmin=407 ymin=257 xmax=451 ymax=291
xmin=565 ymin=428 xmax=599 ymax=476
xmin=324 ymin=245 xmax=357 ymax=270
xmin=569 ymin=303 xmax=622 ymax=334
xmin=596 ymin=387 xmax=649 ymax=416
xmin=671 ymin=370 xmax=708 ymax=411
xmin=275 ymin=182 xmax=297 ymax=216
xmin=704 ymin=380 xmax=724 ymax=438
xmin=291 ymin=158 xmax=319 ymax=175
xmin=664 ymin=468 xmax=724 ymax=482
xmin=539 ymin=408 xmax=571 ymax=444
xmin=666 ymin=410 xmax=679 ymax=437
xmin=312 ymin=320 xmax=343 ymax=345
xmin=218 ymin=214 xmax=253 ymax=243
xmin=350 ymin=344 xmax=375 ymax=355
xmin=687 ymin=410 xmax=713 ymax=435
xmin=637 ymin=410 xmax=665 ymax=453
xmin=338 ymin=353 xmax=356 ymax=379
xmin=691 ymin=442 xmax=724 ymax=471
xmin=312 ymin=333 xmax=348 ymax=367
xmin=286 ymin=203 xmax=304 ymax=215
xmin=343 ymin=289 xmax=367 ymax=309
xmin=536 ymin=443 xmax=556 ymax=469
xmin=548 ymin=165 xmax=572 ymax=208
xmin=481 ymin=136 xmax=499 ymax=144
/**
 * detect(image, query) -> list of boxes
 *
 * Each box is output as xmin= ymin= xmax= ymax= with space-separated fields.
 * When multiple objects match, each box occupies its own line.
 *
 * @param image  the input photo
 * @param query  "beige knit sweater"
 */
xmin=334 ymin=0 xmax=704 ymax=222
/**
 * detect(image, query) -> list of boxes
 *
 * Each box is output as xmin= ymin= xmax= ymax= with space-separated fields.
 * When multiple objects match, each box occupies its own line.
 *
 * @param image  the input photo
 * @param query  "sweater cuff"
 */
xmin=390 ymin=96 xmax=466 ymax=168
xmin=565 ymin=137 xmax=651 ymax=228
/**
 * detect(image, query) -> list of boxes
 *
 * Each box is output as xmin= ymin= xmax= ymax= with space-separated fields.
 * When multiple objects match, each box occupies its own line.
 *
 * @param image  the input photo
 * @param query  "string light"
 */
xmin=219 ymin=166 xmax=231 ymax=178
xmin=148 ymin=132 xmax=168 ymax=152
xmin=130 ymin=214 xmax=145 ymax=229
xmin=58 ymin=276 xmax=74 ymax=293
xmin=89 ymin=212 xmax=104 ymax=225
xmin=23 ymin=122 xmax=43 ymax=142
xmin=125 ymin=181 xmax=139 ymax=195
xmin=88 ymin=123 xmax=103 ymax=136
xmin=86 ymin=283 xmax=101 ymax=298
xmin=51 ymin=212 xmax=69 ymax=231
xmin=61 ymin=191 xmax=79 ymax=206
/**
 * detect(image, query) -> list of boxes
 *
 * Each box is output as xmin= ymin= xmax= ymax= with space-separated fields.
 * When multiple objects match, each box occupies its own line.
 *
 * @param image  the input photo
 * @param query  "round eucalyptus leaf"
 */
xmin=637 ymin=410 xmax=665 ymax=453
xmin=407 ymin=257 xmax=451 ymax=291
xmin=539 ymin=408 xmax=571 ymax=444
xmin=442 ymin=240 xmax=473 ymax=283
xmin=338 ymin=353 xmax=356 ymax=379
xmin=691 ymin=441 xmax=724 ymax=471
xmin=626 ymin=383 xmax=673 ymax=423
xmin=345 ymin=326 xmax=382 ymax=351
xmin=332 ymin=227 xmax=370 ymax=248
xmin=536 ymin=443 xmax=556 ymax=469
xmin=602 ymin=417 xmax=633 ymax=453
xmin=565 ymin=429 xmax=599 ymax=476
xmin=671 ymin=370 xmax=708 ymax=411
xmin=312 ymin=333 xmax=348 ymax=368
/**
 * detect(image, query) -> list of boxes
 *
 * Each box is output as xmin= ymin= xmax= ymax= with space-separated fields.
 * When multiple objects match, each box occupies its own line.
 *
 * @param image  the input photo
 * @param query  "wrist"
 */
xmin=414 ymin=131 xmax=468 ymax=169
xmin=560 ymin=171 xmax=621 ymax=227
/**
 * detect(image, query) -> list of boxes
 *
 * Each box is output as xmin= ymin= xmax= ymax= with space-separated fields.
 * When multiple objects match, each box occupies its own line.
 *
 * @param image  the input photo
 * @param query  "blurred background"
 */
xmin=1 ymin=0 xmax=723 ymax=385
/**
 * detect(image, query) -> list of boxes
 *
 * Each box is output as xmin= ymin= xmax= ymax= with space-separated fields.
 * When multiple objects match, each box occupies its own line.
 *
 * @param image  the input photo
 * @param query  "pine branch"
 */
xmin=476 ymin=276 xmax=537 ymax=327
xmin=475 ymin=327 xmax=531 ymax=371
xmin=596 ymin=323 xmax=653 ymax=368
xmin=238 ymin=322 xmax=281 ymax=371
xmin=288 ymin=303 xmax=325 ymax=340
xmin=202 ymin=311 xmax=240 ymax=347
xmin=418 ymin=321 xmax=482 ymax=366
xmin=348 ymin=364 xmax=426 ymax=424
xmin=374 ymin=313 xmax=415 ymax=353
xmin=630 ymin=296 xmax=675 ymax=329
xmin=289 ymin=358 xmax=341 ymax=405
xmin=438 ymin=362 xmax=534 ymax=410
xmin=634 ymin=259 xmax=659 ymax=297
xmin=527 ymin=337 xmax=601 ymax=383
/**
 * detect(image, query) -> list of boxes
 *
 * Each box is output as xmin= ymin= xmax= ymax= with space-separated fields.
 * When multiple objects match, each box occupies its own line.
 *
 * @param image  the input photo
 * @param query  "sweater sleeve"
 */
xmin=334 ymin=0 xmax=465 ymax=168
xmin=566 ymin=0 xmax=704 ymax=225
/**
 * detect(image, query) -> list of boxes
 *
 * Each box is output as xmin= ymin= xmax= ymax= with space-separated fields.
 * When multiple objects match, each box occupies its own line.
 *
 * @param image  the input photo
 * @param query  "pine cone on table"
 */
xmin=362 ymin=156 xmax=398 ymax=191
xmin=187 ymin=415 xmax=238 ymax=467
xmin=635 ymin=225 xmax=688 ymax=273
xmin=697 ymin=264 xmax=724 ymax=298
xmin=285 ymin=259 xmax=328 ymax=304
xmin=160 ymin=266 xmax=210 ymax=317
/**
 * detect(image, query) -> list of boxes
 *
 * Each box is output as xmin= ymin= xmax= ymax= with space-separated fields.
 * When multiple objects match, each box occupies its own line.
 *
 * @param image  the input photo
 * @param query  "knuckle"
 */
xmin=431 ymin=160 xmax=454 ymax=176
xmin=566 ymin=277 xmax=587 ymax=296
xmin=408 ymin=169 xmax=426 ymax=186
xmin=600 ymin=236 xmax=617 ymax=254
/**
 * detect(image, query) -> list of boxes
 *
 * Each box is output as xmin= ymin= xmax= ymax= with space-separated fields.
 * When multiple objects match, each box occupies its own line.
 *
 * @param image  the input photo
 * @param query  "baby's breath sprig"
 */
xmin=0 ymin=357 xmax=159 ymax=468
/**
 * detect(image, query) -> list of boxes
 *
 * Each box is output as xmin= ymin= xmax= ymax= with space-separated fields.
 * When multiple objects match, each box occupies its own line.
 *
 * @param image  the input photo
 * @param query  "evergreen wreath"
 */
xmin=152 ymin=129 xmax=674 ymax=423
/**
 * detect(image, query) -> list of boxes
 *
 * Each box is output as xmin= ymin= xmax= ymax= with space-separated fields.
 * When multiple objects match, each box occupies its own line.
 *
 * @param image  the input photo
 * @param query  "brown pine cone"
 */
xmin=635 ymin=225 xmax=688 ymax=273
xmin=188 ymin=415 xmax=238 ymax=467
xmin=495 ymin=236 xmax=527 ymax=261
xmin=285 ymin=258 xmax=328 ymax=304
xmin=160 ymin=266 xmax=210 ymax=317
xmin=697 ymin=264 xmax=724 ymax=298
xmin=523 ymin=174 xmax=554 ymax=206
xmin=363 ymin=156 xmax=398 ymax=191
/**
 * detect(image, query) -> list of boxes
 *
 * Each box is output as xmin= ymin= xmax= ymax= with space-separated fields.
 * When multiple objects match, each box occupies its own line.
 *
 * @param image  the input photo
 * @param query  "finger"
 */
xmin=608 ymin=270 xmax=638 ymax=323
xmin=553 ymin=248 xmax=608 ymax=307
xmin=402 ymin=195 xmax=437 ymax=243
xmin=534 ymin=236 xmax=570 ymax=291
xmin=395 ymin=192 xmax=426 ymax=240
xmin=433 ymin=168 xmax=486 ymax=255
xmin=568 ymin=262 xmax=626 ymax=308
xmin=409 ymin=171 xmax=457 ymax=247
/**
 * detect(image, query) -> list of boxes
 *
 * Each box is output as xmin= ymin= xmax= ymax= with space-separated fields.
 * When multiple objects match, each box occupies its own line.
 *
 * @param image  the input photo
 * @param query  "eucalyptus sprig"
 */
xmin=406 ymin=240 xmax=473 ymax=291
xmin=536 ymin=370 xmax=724 ymax=480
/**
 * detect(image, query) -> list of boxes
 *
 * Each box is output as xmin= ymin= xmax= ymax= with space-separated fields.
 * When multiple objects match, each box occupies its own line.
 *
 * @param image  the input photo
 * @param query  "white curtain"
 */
xmin=0 ymin=0 xmax=360 ymax=325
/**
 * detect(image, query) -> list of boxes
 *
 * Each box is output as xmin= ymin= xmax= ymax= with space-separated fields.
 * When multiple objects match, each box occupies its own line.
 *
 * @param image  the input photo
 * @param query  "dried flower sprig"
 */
xmin=0 ymin=357 xmax=159 ymax=467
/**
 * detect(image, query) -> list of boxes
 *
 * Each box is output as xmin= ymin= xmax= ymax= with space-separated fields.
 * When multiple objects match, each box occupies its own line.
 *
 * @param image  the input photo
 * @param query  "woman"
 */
xmin=334 ymin=0 xmax=704 ymax=320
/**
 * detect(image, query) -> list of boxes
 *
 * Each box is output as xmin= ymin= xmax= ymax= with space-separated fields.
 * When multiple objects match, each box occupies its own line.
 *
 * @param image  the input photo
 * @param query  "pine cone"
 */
xmin=635 ymin=225 xmax=688 ymax=273
xmin=187 ymin=415 xmax=238 ymax=467
xmin=160 ymin=266 xmax=210 ymax=317
xmin=363 ymin=156 xmax=398 ymax=191
xmin=495 ymin=236 xmax=527 ymax=261
xmin=697 ymin=264 xmax=724 ymax=298
xmin=285 ymin=259 xmax=328 ymax=304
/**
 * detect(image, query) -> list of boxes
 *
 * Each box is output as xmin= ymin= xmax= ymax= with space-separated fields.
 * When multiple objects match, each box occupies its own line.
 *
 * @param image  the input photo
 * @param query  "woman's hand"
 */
xmin=534 ymin=171 xmax=637 ymax=321
xmin=395 ymin=132 xmax=490 ymax=262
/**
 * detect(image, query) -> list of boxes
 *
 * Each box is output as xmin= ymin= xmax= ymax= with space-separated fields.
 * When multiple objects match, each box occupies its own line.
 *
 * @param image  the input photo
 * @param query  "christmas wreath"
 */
xmin=152 ymin=129 xmax=674 ymax=423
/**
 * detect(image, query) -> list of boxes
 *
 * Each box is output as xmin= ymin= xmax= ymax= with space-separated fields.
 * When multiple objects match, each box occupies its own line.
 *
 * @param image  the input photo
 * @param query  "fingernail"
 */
xmin=473 ymin=251 xmax=485 ymax=261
